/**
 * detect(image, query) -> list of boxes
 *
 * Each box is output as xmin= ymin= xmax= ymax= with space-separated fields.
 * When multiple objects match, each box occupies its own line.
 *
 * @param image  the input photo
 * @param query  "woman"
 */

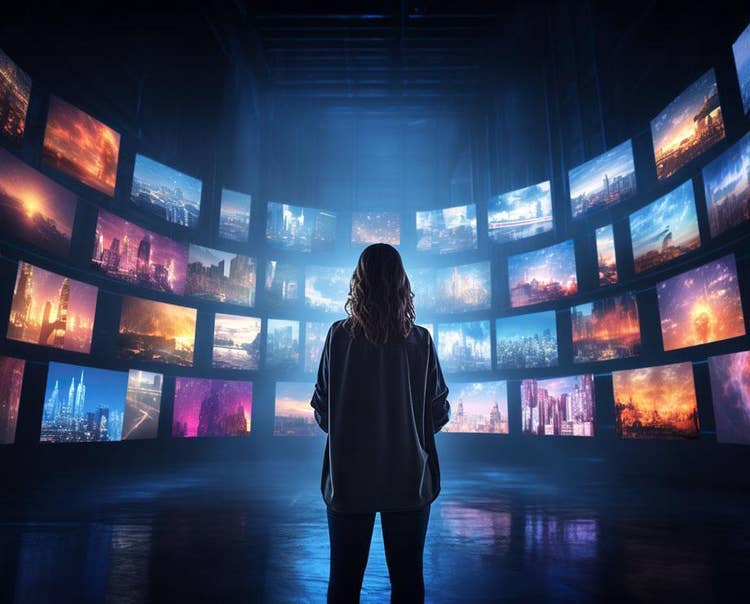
xmin=310 ymin=243 xmax=451 ymax=604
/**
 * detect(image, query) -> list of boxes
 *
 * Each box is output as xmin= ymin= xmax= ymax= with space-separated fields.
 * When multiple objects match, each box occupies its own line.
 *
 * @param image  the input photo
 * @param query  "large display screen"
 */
xmin=651 ymin=69 xmax=725 ymax=180
xmin=521 ymin=374 xmax=595 ymax=436
xmin=571 ymin=293 xmax=641 ymax=363
xmin=117 ymin=296 xmax=196 ymax=366
xmin=507 ymin=239 xmax=578 ymax=308
xmin=613 ymin=362 xmax=699 ymax=439
xmin=416 ymin=204 xmax=477 ymax=254
xmin=629 ymin=180 xmax=700 ymax=274
xmin=488 ymin=180 xmax=553 ymax=243
xmin=218 ymin=188 xmax=251 ymax=242
xmin=266 ymin=319 xmax=300 ymax=370
xmin=131 ymin=154 xmax=202 ymax=228
xmin=436 ymin=320 xmax=491 ymax=372
xmin=42 ymin=96 xmax=120 ymax=196
xmin=708 ymin=351 xmax=750 ymax=445
xmin=186 ymin=244 xmax=256 ymax=307
xmin=172 ymin=378 xmax=251 ymax=438
xmin=0 ymin=148 xmax=77 ymax=257
xmin=703 ymin=130 xmax=750 ymax=238
xmin=435 ymin=261 xmax=491 ymax=313
xmin=7 ymin=262 xmax=97 ymax=354
xmin=595 ymin=224 xmax=618 ymax=286
xmin=351 ymin=211 xmax=400 ymax=245
xmin=441 ymin=381 xmax=509 ymax=434
xmin=568 ymin=140 xmax=637 ymax=218
xmin=305 ymin=265 xmax=350 ymax=313
xmin=0 ymin=48 xmax=31 ymax=145
xmin=212 ymin=313 xmax=261 ymax=370
xmin=495 ymin=311 xmax=558 ymax=369
xmin=92 ymin=209 xmax=188 ymax=295
xmin=657 ymin=254 xmax=745 ymax=351
xmin=265 ymin=202 xmax=336 ymax=253
xmin=734 ymin=22 xmax=750 ymax=115
xmin=0 ymin=356 xmax=24 ymax=444
xmin=274 ymin=382 xmax=320 ymax=436
xmin=304 ymin=321 xmax=328 ymax=373
xmin=265 ymin=260 xmax=301 ymax=308
xmin=42 ymin=365 xmax=163 ymax=442
xmin=122 ymin=370 xmax=163 ymax=440
xmin=40 ymin=362 xmax=128 ymax=443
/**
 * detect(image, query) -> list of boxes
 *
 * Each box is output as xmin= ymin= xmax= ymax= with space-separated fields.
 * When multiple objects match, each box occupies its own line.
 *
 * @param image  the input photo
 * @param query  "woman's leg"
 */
xmin=380 ymin=504 xmax=431 ymax=604
xmin=326 ymin=507 xmax=376 ymax=604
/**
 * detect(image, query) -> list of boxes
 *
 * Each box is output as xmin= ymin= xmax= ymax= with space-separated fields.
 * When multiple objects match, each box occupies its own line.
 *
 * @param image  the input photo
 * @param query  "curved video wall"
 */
xmin=0 ymin=21 xmax=750 ymax=448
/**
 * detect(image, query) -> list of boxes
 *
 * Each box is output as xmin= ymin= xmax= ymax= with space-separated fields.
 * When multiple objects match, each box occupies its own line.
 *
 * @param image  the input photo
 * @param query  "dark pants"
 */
xmin=326 ymin=504 xmax=431 ymax=604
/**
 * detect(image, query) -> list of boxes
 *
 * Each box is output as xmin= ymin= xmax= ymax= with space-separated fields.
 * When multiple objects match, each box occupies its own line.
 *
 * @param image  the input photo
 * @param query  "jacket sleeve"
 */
xmin=426 ymin=331 xmax=450 ymax=433
xmin=310 ymin=324 xmax=332 ymax=433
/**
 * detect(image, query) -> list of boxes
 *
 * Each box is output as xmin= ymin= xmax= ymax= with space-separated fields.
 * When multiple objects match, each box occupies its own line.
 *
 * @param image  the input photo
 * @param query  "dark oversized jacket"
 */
xmin=310 ymin=320 xmax=450 ymax=513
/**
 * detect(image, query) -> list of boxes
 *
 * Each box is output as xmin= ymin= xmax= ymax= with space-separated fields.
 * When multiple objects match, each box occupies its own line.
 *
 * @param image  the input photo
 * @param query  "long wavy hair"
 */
xmin=344 ymin=243 xmax=416 ymax=343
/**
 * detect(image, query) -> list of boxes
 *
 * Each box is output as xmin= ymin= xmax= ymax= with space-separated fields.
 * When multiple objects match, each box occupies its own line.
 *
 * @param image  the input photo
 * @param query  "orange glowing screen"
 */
xmin=42 ymin=96 xmax=120 ymax=196
xmin=657 ymin=254 xmax=745 ymax=351
xmin=613 ymin=362 xmax=699 ymax=439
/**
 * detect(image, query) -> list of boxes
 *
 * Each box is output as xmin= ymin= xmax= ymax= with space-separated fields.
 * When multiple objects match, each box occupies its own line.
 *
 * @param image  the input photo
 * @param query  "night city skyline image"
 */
xmin=264 ymin=260 xmax=300 ymax=307
xmin=703 ymin=130 xmax=750 ymax=238
xmin=657 ymin=254 xmax=746 ymax=351
xmin=266 ymin=202 xmax=337 ymax=253
xmin=219 ymin=188 xmax=252 ymax=242
xmin=0 ymin=356 xmax=24 ymax=444
xmin=7 ymin=262 xmax=97 ymax=354
xmin=266 ymin=319 xmax=300 ymax=370
xmin=117 ymin=296 xmax=196 ymax=366
xmin=569 ymin=140 xmax=637 ymax=219
xmin=435 ymin=261 xmax=491 ymax=314
xmin=0 ymin=148 xmax=77 ymax=257
xmin=629 ymin=180 xmax=700 ymax=274
xmin=441 ymin=381 xmax=508 ymax=434
xmin=40 ymin=362 xmax=128 ymax=443
xmin=613 ymin=362 xmax=700 ymax=439
xmin=651 ymin=69 xmax=725 ymax=180
xmin=186 ymin=244 xmax=256 ymax=307
xmin=92 ymin=209 xmax=188 ymax=295
xmin=305 ymin=265 xmax=350 ymax=314
xmin=212 ymin=313 xmax=261 ymax=370
xmin=131 ymin=154 xmax=202 ymax=228
xmin=0 ymin=48 xmax=30 ymax=145
xmin=488 ymin=180 xmax=553 ymax=243
xmin=595 ymin=224 xmax=618 ymax=286
xmin=495 ymin=310 xmax=558 ymax=369
xmin=521 ymin=374 xmax=595 ymax=437
xmin=351 ymin=211 xmax=401 ymax=245
xmin=708 ymin=351 xmax=750 ymax=445
xmin=571 ymin=293 xmax=641 ymax=363
xmin=734 ymin=22 xmax=750 ymax=114
xmin=172 ymin=377 xmax=251 ymax=438
xmin=274 ymin=381 xmax=319 ymax=436
xmin=437 ymin=320 xmax=492 ymax=372
xmin=416 ymin=203 xmax=477 ymax=253
xmin=42 ymin=96 xmax=120 ymax=197
xmin=508 ymin=239 xmax=578 ymax=308
xmin=304 ymin=321 xmax=328 ymax=373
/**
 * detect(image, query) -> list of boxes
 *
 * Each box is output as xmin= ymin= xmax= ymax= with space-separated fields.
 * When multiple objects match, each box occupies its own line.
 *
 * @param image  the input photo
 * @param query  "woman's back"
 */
xmin=312 ymin=320 xmax=448 ymax=513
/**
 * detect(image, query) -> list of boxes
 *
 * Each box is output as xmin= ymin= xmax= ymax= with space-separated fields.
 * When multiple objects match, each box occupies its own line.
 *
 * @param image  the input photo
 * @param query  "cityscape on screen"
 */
xmin=0 ymin=30 xmax=749 ymax=446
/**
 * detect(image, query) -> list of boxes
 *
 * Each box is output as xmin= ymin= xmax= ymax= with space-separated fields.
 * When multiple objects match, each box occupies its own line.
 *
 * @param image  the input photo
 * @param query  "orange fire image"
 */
xmin=42 ymin=96 xmax=120 ymax=197
xmin=613 ymin=362 xmax=700 ymax=439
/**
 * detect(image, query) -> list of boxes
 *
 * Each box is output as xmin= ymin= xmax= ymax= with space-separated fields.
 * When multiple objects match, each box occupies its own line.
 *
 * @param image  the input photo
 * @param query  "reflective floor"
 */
xmin=1 ymin=458 xmax=747 ymax=603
